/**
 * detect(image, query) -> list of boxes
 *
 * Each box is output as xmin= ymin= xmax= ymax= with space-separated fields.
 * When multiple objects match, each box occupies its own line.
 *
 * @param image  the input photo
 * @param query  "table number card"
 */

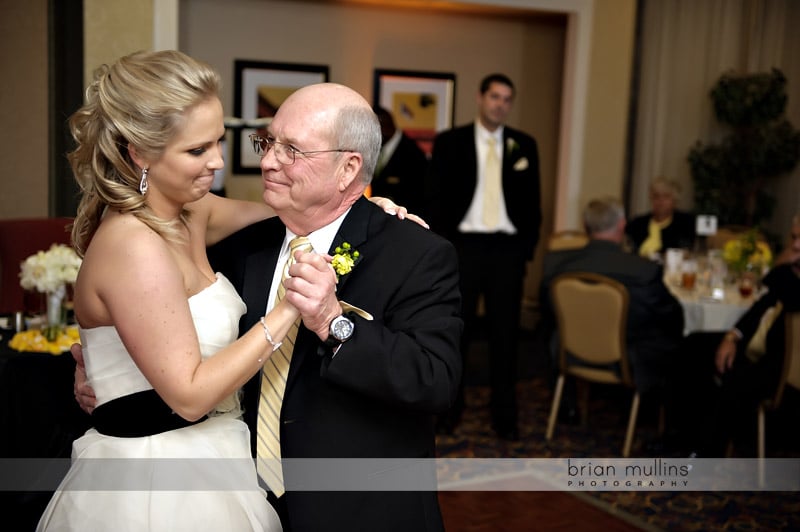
xmin=696 ymin=214 xmax=718 ymax=236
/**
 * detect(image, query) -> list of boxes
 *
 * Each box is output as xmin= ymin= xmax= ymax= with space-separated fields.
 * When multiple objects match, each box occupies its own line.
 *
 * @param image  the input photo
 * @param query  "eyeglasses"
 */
xmin=249 ymin=134 xmax=355 ymax=165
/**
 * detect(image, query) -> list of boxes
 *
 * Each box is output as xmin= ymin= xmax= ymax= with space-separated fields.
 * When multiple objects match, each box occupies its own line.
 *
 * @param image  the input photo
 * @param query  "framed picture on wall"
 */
xmin=233 ymin=60 xmax=329 ymax=174
xmin=373 ymin=69 xmax=456 ymax=156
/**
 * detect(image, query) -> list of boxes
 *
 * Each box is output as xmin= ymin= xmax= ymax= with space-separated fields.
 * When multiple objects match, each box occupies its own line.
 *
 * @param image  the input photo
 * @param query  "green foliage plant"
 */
xmin=688 ymin=69 xmax=800 ymax=227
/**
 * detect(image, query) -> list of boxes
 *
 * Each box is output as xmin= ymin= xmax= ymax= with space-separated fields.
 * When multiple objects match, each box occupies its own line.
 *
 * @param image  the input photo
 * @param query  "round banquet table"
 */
xmin=666 ymin=282 xmax=757 ymax=335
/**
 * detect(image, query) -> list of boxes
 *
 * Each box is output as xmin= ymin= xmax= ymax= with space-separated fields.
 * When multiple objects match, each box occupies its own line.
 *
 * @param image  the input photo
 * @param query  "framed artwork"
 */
xmin=373 ymin=69 xmax=456 ymax=156
xmin=233 ymin=60 xmax=329 ymax=174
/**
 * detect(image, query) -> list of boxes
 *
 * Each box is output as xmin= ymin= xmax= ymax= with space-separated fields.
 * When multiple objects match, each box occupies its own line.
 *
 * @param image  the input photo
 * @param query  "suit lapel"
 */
xmin=242 ymin=241 xmax=281 ymax=328
xmin=284 ymin=196 xmax=379 ymax=391
xmin=502 ymin=128 xmax=513 ymax=181
xmin=328 ymin=197 xmax=375 ymax=293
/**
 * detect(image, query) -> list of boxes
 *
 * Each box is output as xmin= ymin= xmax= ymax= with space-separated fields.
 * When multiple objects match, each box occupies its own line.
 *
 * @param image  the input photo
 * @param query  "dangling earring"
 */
xmin=139 ymin=167 xmax=149 ymax=195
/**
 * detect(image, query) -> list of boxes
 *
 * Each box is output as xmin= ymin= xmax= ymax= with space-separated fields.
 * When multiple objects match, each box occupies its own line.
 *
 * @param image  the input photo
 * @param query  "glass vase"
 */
xmin=44 ymin=284 xmax=66 ymax=341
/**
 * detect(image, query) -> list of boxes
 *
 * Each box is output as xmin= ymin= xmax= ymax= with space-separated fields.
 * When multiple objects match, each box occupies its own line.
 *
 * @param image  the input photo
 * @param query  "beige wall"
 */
xmin=180 ymin=0 xmax=569 ymax=206
xmin=83 ymin=0 xmax=153 ymax=87
xmin=0 ymin=0 xmax=49 ymax=217
xmin=0 ymin=0 xmax=636 ymax=308
xmin=579 ymin=0 xmax=637 ymax=213
xmin=2 ymin=0 xmax=636 ymax=230
xmin=0 ymin=0 xmax=154 ymax=219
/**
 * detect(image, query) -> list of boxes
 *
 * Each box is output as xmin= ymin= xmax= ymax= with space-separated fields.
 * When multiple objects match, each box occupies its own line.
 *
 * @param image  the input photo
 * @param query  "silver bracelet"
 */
xmin=259 ymin=317 xmax=282 ymax=353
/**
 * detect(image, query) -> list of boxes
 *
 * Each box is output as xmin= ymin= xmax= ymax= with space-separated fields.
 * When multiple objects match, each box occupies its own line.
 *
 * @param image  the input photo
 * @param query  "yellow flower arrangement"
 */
xmin=9 ymin=325 xmax=80 ymax=355
xmin=722 ymin=229 xmax=772 ymax=275
xmin=331 ymin=242 xmax=360 ymax=278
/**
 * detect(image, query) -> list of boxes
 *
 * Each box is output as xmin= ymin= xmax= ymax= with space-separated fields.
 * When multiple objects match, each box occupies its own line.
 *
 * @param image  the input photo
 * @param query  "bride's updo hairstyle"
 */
xmin=69 ymin=50 xmax=221 ymax=256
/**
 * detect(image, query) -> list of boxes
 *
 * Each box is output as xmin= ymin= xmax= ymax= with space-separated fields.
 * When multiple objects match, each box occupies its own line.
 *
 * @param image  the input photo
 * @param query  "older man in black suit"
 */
xmin=429 ymin=73 xmax=541 ymax=440
xmin=210 ymin=83 xmax=462 ymax=531
xmin=539 ymin=197 xmax=684 ymax=395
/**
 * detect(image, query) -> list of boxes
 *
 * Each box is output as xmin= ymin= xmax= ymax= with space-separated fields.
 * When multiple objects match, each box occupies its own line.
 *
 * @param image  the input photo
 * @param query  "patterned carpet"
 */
xmin=436 ymin=330 xmax=800 ymax=531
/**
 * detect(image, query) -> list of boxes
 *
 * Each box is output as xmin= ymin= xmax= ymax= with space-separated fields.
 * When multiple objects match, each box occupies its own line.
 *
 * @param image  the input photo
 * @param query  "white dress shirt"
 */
xmin=458 ymin=122 xmax=516 ymax=235
xmin=265 ymin=211 xmax=348 ymax=312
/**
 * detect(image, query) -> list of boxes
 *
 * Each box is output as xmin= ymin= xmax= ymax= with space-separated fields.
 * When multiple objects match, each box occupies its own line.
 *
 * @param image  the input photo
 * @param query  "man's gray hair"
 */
xmin=332 ymin=105 xmax=382 ymax=185
xmin=583 ymin=197 xmax=625 ymax=235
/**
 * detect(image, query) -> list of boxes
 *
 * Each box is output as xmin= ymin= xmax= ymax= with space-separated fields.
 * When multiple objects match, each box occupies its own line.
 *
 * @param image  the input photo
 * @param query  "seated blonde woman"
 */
xmin=626 ymin=177 xmax=696 ymax=258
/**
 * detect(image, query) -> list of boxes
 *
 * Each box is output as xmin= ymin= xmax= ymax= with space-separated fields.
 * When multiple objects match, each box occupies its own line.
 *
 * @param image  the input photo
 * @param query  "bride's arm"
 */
xmin=197 ymin=193 xmax=275 ymax=246
xmin=196 ymin=193 xmax=429 ymax=248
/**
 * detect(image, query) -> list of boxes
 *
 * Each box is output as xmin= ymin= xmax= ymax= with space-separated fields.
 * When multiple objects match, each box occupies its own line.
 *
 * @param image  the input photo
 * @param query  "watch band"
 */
xmin=724 ymin=330 xmax=741 ymax=343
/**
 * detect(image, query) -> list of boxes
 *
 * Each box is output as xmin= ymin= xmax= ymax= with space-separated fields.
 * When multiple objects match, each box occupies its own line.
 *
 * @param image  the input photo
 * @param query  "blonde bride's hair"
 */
xmin=69 ymin=50 xmax=221 ymax=256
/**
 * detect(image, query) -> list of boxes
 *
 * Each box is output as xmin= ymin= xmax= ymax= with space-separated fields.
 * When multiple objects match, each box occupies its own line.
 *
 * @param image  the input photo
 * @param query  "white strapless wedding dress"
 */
xmin=36 ymin=274 xmax=281 ymax=531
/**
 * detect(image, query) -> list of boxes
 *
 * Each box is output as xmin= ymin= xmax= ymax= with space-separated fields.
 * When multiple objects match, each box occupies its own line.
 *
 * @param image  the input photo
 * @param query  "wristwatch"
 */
xmin=324 ymin=314 xmax=355 ymax=347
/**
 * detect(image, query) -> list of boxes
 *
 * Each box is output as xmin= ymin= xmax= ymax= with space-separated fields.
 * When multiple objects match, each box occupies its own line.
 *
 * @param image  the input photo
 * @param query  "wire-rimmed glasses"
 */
xmin=249 ymin=134 xmax=355 ymax=165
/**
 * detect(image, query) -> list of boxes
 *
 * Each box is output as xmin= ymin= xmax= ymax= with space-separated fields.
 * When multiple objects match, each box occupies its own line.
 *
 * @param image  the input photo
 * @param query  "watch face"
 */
xmin=332 ymin=316 xmax=354 ymax=341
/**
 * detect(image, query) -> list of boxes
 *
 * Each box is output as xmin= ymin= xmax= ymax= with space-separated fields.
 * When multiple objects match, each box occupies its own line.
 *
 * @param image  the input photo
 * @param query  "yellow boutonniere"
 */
xmin=331 ymin=242 xmax=360 ymax=278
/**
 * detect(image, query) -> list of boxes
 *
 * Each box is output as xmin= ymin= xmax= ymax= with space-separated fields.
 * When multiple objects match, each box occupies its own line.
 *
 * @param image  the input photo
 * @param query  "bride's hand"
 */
xmin=368 ymin=196 xmax=429 ymax=229
xmin=71 ymin=343 xmax=97 ymax=414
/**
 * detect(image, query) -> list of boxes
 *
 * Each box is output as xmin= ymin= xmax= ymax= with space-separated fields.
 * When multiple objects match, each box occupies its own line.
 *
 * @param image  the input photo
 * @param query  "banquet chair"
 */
xmin=545 ymin=272 xmax=642 ymax=457
xmin=0 ymin=217 xmax=73 ymax=314
xmin=547 ymin=230 xmax=589 ymax=251
xmin=757 ymin=312 xmax=800 ymax=458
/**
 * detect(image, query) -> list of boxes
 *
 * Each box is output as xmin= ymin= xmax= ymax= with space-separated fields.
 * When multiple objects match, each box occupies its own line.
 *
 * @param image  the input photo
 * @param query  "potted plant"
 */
xmin=688 ymin=69 xmax=800 ymax=230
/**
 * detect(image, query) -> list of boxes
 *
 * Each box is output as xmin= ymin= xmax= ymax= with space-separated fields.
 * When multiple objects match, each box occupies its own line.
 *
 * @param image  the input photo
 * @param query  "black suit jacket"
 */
xmin=208 ymin=197 xmax=462 ymax=532
xmin=429 ymin=122 xmax=542 ymax=259
xmin=734 ymin=263 xmax=800 ymax=356
xmin=539 ymin=240 xmax=684 ymax=391
xmin=626 ymin=210 xmax=697 ymax=254
xmin=371 ymin=133 xmax=428 ymax=215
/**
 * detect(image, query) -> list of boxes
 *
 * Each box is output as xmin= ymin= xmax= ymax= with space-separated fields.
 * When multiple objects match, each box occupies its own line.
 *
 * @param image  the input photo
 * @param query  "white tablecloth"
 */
xmin=667 ymin=281 xmax=755 ymax=335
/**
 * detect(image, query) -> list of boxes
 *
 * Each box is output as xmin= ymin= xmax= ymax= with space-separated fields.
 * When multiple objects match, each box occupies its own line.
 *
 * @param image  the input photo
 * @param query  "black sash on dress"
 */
xmin=92 ymin=389 xmax=207 ymax=437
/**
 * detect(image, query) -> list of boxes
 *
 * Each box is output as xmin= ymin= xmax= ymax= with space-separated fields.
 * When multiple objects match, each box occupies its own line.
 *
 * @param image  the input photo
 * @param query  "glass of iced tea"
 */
xmin=681 ymin=258 xmax=697 ymax=290
xmin=739 ymin=273 xmax=755 ymax=297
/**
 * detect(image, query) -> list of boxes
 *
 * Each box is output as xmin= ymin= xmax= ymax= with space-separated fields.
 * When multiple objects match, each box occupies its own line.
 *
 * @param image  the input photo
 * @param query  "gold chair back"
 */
xmin=545 ymin=272 xmax=643 ymax=457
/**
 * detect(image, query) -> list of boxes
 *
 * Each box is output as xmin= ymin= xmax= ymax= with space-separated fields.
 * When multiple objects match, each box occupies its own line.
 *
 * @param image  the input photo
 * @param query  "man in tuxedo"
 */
xmin=209 ymin=83 xmax=462 ymax=531
xmin=371 ymin=106 xmax=429 ymax=215
xmin=539 ymin=197 xmax=684 ymax=395
xmin=429 ymin=73 xmax=541 ymax=440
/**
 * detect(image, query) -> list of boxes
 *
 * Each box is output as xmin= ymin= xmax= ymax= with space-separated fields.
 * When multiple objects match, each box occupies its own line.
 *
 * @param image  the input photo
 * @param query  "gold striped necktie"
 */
xmin=256 ymin=236 xmax=312 ymax=496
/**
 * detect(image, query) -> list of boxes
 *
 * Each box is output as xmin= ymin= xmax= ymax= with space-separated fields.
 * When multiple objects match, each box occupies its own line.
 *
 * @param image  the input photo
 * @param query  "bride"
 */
xmin=36 ymin=50 xmax=410 ymax=531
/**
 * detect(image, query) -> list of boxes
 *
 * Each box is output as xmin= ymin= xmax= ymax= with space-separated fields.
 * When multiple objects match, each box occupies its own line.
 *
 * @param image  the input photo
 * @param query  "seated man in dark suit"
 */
xmin=672 ymin=213 xmax=800 ymax=456
xmin=626 ymin=177 xmax=696 ymax=259
xmin=540 ymin=197 xmax=685 ymax=395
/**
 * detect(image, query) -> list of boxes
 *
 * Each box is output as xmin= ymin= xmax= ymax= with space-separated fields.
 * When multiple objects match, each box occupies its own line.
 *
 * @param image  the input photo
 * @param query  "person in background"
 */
xmin=626 ymin=176 xmax=696 ymax=258
xmin=671 ymin=213 xmax=800 ymax=456
xmin=540 ymin=197 xmax=684 ymax=398
xmin=371 ymin=106 xmax=429 ymax=215
xmin=429 ymin=73 xmax=541 ymax=440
